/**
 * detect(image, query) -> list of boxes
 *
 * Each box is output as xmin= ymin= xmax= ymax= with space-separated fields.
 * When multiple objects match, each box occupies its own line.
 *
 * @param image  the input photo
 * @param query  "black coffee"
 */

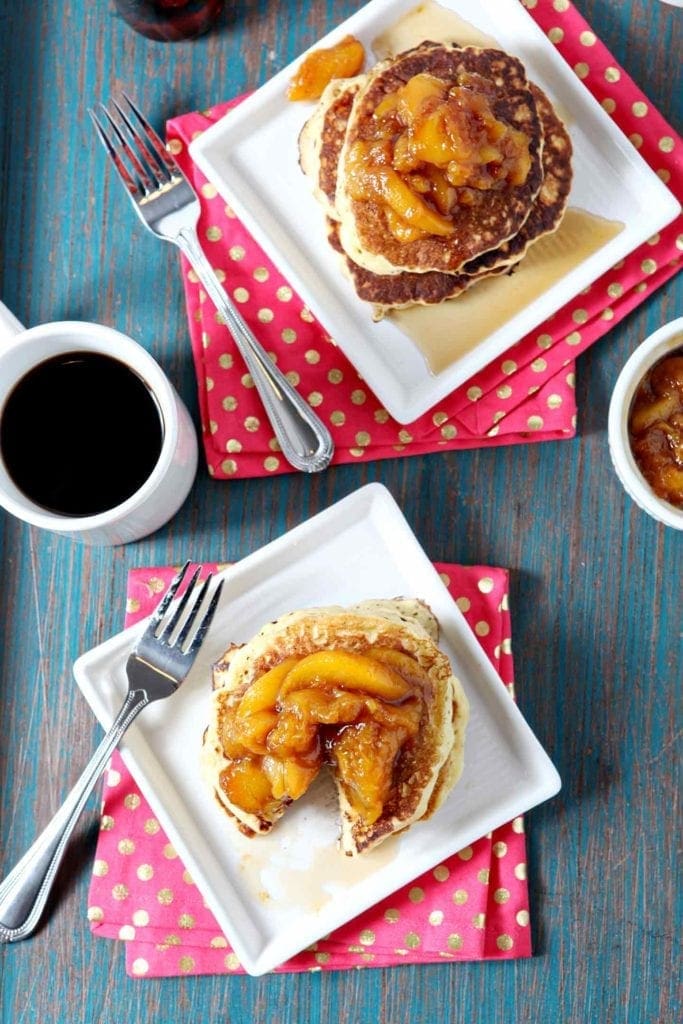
xmin=0 ymin=351 xmax=164 ymax=517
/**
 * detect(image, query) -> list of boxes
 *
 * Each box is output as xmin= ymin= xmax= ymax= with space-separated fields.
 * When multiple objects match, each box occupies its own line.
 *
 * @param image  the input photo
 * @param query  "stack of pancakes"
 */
xmin=299 ymin=41 xmax=573 ymax=319
xmin=201 ymin=599 xmax=469 ymax=856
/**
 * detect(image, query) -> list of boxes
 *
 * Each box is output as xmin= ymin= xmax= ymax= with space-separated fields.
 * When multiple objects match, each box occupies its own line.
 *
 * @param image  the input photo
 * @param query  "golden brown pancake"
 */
xmin=201 ymin=600 xmax=469 ymax=856
xmin=301 ymin=71 xmax=474 ymax=311
xmin=326 ymin=219 xmax=473 ymax=313
xmin=319 ymin=81 xmax=362 ymax=217
xmin=298 ymin=75 xmax=364 ymax=220
xmin=306 ymin=75 xmax=572 ymax=315
xmin=463 ymin=82 xmax=573 ymax=276
xmin=335 ymin=41 xmax=545 ymax=275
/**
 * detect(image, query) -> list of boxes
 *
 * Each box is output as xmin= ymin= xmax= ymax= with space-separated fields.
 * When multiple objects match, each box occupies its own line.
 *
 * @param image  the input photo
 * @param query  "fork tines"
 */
xmin=146 ymin=561 xmax=224 ymax=655
xmin=88 ymin=93 xmax=179 ymax=197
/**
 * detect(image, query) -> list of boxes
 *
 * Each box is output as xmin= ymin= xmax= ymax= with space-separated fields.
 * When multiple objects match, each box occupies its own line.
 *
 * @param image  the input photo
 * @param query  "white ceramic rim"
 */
xmin=0 ymin=322 xmax=181 ymax=533
xmin=607 ymin=316 xmax=683 ymax=530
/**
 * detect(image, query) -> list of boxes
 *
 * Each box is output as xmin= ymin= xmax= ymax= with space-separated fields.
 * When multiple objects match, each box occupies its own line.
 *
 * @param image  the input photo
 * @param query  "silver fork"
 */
xmin=89 ymin=94 xmax=334 ymax=475
xmin=0 ymin=561 xmax=223 ymax=943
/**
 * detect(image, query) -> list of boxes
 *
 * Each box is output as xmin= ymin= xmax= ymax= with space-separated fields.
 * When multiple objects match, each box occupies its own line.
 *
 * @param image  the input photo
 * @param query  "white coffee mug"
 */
xmin=0 ymin=301 xmax=198 ymax=545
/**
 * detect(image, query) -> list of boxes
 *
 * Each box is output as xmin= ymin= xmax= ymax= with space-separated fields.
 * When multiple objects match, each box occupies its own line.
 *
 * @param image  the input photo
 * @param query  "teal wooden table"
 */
xmin=0 ymin=2 xmax=681 ymax=1021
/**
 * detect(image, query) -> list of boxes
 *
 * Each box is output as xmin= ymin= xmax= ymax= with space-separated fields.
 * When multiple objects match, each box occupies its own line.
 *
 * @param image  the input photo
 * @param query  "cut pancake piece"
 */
xmin=334 ymin=41 xmax=544 ymax=275
xmin=201 ymin=599 xmax=469 ymax=856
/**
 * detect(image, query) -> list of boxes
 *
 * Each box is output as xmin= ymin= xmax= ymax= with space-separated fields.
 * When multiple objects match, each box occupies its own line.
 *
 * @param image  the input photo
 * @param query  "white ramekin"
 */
xmin=608 ymin=316 xmax=683 ymax=530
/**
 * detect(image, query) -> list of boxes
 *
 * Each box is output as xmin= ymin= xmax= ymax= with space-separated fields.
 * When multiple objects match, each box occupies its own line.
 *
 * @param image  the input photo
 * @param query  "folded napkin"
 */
xmin=165 ymin=0 xmax=682 ymax=479
xmin=88 ymin=562 xmax=532 ymax=977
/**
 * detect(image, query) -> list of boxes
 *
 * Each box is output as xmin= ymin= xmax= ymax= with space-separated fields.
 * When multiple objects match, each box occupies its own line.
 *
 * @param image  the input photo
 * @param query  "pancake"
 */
xmin=463 ymin=82 xmax=573 ymax=276
xmin=353 ymin=81 xmax=572 ymax=315
xmin=326 ymin=219 xmax=473 ymax=315
xmin=301 ymin=72 xmax=475 ymax=312
xmin=298 ymin=75 xmax=364 ymax=220
xmin=201 ymin=599 xmax=469 ymax=856
xmin=334 ymin=42 xmax=544 ymax=275
xmin=303 ymin=74 xmax=572 ymax=317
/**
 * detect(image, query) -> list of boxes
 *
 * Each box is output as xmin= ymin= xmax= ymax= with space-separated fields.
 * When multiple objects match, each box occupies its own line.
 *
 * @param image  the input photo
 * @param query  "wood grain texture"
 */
xmin=0 ymin=1 xmax=681 ymax=1022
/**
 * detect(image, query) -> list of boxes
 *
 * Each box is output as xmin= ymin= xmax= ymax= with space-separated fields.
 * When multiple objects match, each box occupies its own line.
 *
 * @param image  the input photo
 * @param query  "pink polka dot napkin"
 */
xmin=87 ymin=562 xmax=532 ymax=977
xmin=165 ymin=0 xmax=681 ymax=480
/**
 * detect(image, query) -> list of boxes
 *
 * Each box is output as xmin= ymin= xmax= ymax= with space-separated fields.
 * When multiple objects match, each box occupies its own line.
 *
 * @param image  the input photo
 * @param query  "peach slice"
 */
xmin=366 ymin=646 xmax=421 ymax=677
xmin=378 ymin=166 xmax=455 ymax=235
xmin=424 ymin=167 xmax=456 ymax=215
xmin=384 ymin=208 xmax=429 ymax=242
xmin=220 ymin=759 xmax=275 ymax=815
xmin=260 ymin=754 xmax=286 ymax=798
xmin=236 ymin=658 xmax=299 ymax=718
xmin=629 ymin=393 xmax=679 ymax=434
xmin=346 ymin=150 xmax=455 ymax=236
xmin=374 ymin=73 xmax=446 ymax=124
xmin=285 ymin=758 xmax=320 ymax=801
xmin=287 ymin=35 xmax=365 ymax=101
xmin=278 ymin=650 xmax=411 ymax=701
xmin=266 ymin=710 xmax=319 ymax=757
xmin=397 ymin=73 xmax=447 ymax=123
xmin=234 ymin=709 xmax=279 ymax=755
xmin=366 ymin=695 xmax=423 ymax=737
xmin=331 ymin=720 xmax=403 ymax=825
xmin=650 ymin=355 xmax=683 ymax=397
xmin=279 ymin=687 xmax=367 ymax=725
xmin=261 ymin=755 xmax=320 ymax=802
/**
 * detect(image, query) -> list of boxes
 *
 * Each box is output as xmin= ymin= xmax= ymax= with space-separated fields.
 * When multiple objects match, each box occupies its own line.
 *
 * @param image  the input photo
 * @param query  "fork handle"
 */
xmin=0 ymin=688 xmax=149 ymax=943
xmin=176 ymin=227 xmax=335 ymax=474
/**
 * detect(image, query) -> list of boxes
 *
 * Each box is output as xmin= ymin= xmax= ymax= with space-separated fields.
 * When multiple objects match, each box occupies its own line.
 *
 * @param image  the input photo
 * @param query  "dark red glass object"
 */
xmin=114 ymin=0 xmax=224 ymax=42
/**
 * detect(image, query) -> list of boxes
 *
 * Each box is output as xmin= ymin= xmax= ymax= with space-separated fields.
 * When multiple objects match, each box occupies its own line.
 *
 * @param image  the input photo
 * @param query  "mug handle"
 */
xmin=0 ymin=301 xmax=26 ymax=343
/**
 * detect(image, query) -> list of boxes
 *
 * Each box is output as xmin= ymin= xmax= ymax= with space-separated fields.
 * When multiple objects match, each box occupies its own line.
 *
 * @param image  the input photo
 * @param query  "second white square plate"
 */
xmin=190 ymin=0 xmax=679 ymax=423
xmin=74 ymin=483 xmax=560 ymax=975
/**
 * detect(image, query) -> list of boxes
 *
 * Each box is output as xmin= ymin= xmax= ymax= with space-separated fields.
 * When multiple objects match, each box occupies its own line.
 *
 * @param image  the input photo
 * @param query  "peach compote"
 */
xmin=218 ymin=647 xmax=426 ymax=824
xmin=629 ymin=349 xmax=683 ymax=507
xmin=287 ymin=35 xmax=365 ymax=101
xmin=346 ymin=72 xmax=532 ymax=242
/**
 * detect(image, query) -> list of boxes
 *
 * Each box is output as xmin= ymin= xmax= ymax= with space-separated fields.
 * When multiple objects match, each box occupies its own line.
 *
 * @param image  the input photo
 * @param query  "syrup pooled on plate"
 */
xmin=394 ymin=208 xmax=624 ymax=373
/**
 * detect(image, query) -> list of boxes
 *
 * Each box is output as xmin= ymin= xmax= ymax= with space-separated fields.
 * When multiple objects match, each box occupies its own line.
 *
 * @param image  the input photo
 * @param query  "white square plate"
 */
xmin=74 ymin=483 xmax=560 ymax=976
xmin=189 ymin=0 xmax=680 ymax=424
